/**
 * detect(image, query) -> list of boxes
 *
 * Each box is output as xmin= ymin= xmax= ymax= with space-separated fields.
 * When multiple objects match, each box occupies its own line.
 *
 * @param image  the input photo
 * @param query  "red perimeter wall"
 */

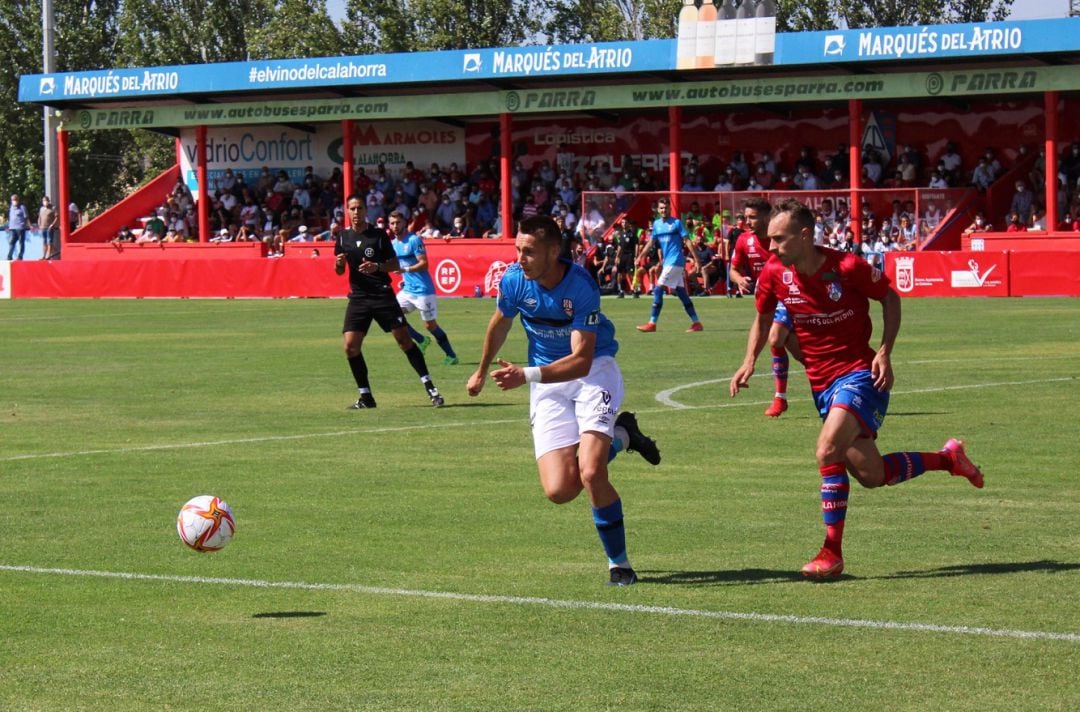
xmin=7 ymin=241 xmax=518 ymax=298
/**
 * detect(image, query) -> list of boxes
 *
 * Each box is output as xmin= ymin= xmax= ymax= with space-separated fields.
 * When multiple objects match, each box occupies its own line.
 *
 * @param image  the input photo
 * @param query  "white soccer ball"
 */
xmin=177 ymin=495 xmax=236 ymax=552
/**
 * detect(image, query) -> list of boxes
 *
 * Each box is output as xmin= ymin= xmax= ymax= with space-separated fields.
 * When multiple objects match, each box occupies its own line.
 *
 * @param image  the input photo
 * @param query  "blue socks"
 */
xmin=592 ymin=499 xmax=629 ymax=567
xmin=674 ymin=286 xmax=699 ymax=322
xmin=431 ymin=326 xmax=456 ymax=358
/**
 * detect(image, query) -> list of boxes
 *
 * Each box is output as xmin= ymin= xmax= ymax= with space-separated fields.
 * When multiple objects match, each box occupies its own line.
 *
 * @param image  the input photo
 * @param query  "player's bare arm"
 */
xmin=491 ymin=329 xmax=596 ymax=391
xmin=730 ymin=310 xmax=773 ymax=397
xmin=871 ymin=287 xmax=902 ymax=391
xmin=400 ymin=252 xmax=428 ymax=274
xmin=467 ymin=309 xmax=514 ymax=396
xmin=729 ymin=264 xmax=752 ymax=293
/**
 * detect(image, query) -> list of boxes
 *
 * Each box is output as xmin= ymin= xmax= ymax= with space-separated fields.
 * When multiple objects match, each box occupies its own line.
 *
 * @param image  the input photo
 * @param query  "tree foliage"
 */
xmin=775 ymin=0 xmax=1015 ymax=32
xmin=342 ymin=0 xmax=538 ymax=53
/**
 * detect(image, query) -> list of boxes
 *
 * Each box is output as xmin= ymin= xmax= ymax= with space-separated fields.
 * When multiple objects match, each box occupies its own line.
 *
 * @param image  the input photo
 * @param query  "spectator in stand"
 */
xmin=434 ymin=192 xmax=457 ymax=233
xmin=962 ymin=211 xmax=992 ymax=236
xmin=873 ymin=226 xmax=898 ymax=255
xmin=417 ymin=183 xmax=438 ymax=214
xmin=136 ymin=227 xmax=160 ymax=243
xmin=235 ymin=225 xmax=259 ymax=242
xmin=475 ymin=193 xmax=496 ymax=231
xmin=795 ymin=166 xmax=818 ymax=191
xmin=365 ymin=189 xmax=386 ymax=225
xmin=830 ymin=143 xmax=850 ymax=178
xmin=1061 ymin=142 xmax=1080 ymax=186
xmin=520 ymin=193 xmax=542 ymax=222
xmin=681 ymin=167 xmax=705 ymax=192
xmin=288 ymin=225 xmax=311 ymax=242
xmin=818 ymin=158 xmax=838 ymax=188
xmin=168 ymin=211 xmax=188 ymax=240
xmin=373 ymin=164 xmax=395 ymax=197
xmin=447 ymin=215 xmax=471 ymax=238
xmin=971 ymin=156 xmax=995 ymax=192
xmin=1009 ymin=181 xmax=1035 ymax=223
xmin=928 ymin=169 xmax=949 ymax=189
xmin=921 ymin=200 xmax=943 ymax=234
xmin=216 ymin=168 xmax=237 ymax=195
xmin=830 ymin=169 xmax=848 ymax=190
xmin=210 ymin=227 xmax=233 ymax=243
xmin=754 ymin=162 xmax=775 ymax=189
xmin=266 ymin=227 xmax=288 ymax=256
xmin=390 ymin=189 xmax=411 ymax=221
xmin=112 ymin=225 xmax=136 ymax=244
xmin=895 ymin=215 xmax=919 ymax=249
xmin=897 ymin=149 xmax=919 ymax=185
xmin=39 ymin=196 xmax=58 ymax=260
xmin=982 ymin=147 xmax=1003 ymax=183
xmin=255 ymin=166 xmax=275 ymax=195
xmin=939 ymin=141 xmax=963 ymax=185
xmin=795 ymin=147 xmax=817 ymax=176
xmin=713 ymin=170 xmax=735 ymax=192
xmin=1005 ymin=211 xmax=1028 ymax=233
xmin=293 ymin=182 xmax=312 ymax=213
xmin=578 ymin=201 xmax=606 ymax=245
xmin=862 ymin=148 xmax=883 ymax=185
xmin=729 ymin=151 xmax=750 ymax=182
xmin=771 ymin=172 xmax=793 ymax=191
xmin=272 ymin=170 xmax=295 ymax=195
xmin=1029 ymin=205 xmax=1048 ymax=231
xmin=68 ymin=202 xmax=81 ymax=230
xmin=1060 ymin=209 xmax=1080 ymax=232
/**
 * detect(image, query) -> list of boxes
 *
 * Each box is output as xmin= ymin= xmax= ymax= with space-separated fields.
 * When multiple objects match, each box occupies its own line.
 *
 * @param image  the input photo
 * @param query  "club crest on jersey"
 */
xmin=827 ymin=281 xmax=843 ymax=301
xmin=782 ymin=270 xmax=793 ymax=285
xmin=562 ymin=298 xmax=574 ymax=317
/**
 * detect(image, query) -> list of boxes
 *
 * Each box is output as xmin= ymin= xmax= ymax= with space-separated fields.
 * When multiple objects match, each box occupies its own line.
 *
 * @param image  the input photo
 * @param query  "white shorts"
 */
xmin=656 ymin=264 xmax=685 ymax=290
xmin=529 ymin=356 xmax=624 ymax=459
xmin=396 ymin=291 xmax=437 ymax=322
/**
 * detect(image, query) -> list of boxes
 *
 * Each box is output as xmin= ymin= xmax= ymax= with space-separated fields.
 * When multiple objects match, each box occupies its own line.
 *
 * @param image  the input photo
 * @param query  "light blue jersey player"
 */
xmin=636 ymin=197 xmax=703 ymax=333
xmin=389 ymin=212 xmax=458 ymax=365
xmin=467 ymin=215 xmax=660 ymax=587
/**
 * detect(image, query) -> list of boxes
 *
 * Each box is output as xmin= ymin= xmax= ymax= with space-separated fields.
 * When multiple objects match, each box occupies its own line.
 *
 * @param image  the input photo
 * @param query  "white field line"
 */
xmin=3 ymin=376 xmax=1075 ymax=463
xmin=656 ymin=376 xmax=1076 ymax=410
xmin=1 ymin=564 xmax=1076 ymax=643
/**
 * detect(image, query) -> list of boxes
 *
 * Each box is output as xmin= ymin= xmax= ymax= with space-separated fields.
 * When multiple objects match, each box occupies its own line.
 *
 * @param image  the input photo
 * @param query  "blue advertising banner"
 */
xmin=18 ymin=18 xmax=1080 ymax=104
xmin=19 ymin=40 xmax=675 ymax=103
xmin=777 ymin=18 xmax=1080 ymax=66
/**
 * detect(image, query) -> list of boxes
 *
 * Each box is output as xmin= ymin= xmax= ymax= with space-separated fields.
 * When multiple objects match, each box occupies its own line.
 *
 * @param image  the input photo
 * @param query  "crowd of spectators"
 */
xmin=99 ymin=135 xmax=1080 ymax=252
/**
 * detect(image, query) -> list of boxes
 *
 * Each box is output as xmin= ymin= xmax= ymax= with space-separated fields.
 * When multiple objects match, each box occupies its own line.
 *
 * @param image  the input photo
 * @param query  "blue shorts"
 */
xmin=813 ymin=370 xmax=889 ymax=437
xmin=772 ymin=302 xmax=793 ymax=330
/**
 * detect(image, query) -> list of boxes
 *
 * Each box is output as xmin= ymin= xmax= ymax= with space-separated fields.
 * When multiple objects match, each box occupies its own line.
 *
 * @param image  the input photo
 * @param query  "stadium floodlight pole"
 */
xmin=42 ymin=0 xmax=59 ymax=205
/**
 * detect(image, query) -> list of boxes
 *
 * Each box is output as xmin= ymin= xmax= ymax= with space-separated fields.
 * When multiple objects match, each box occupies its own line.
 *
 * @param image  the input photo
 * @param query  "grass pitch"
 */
xmin=1 ymin=295 xmax=1078 ymax=710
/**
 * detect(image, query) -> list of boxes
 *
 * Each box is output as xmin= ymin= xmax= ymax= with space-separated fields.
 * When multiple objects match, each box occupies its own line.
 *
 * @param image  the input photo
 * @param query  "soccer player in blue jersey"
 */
xmin=467 ymin=215 xmax=661 ymax=586
xmin=636 ymin=197 xmax=703 ymax=333
xmin=388 ymin=211 xmax=459 ymax=365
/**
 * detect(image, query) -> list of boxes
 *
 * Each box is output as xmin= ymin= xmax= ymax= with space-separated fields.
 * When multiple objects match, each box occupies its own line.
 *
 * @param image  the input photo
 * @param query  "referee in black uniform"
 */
xmin=335 ymin=194 xmax=444 ymax=409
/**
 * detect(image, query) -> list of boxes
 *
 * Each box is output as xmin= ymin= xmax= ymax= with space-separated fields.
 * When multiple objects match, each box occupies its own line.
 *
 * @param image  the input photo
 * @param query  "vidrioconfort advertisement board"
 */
xmin=178 ymin=121 xmax=466 ymax=191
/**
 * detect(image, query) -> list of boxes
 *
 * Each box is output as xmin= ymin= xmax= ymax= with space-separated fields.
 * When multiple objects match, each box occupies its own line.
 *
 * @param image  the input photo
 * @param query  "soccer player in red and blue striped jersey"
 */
xmin=730 ymin=198 xmax=984 ymax=579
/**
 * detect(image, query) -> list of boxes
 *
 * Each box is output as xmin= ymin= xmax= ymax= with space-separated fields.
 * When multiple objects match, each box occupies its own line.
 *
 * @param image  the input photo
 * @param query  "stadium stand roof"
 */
xmin=17 ymin=17 xmax=1080 ymax=132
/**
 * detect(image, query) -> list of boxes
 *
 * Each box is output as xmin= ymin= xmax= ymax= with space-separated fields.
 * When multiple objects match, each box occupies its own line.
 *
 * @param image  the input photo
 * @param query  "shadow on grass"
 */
xmin=252 ymin=611 xmax=328 ymax=619
xmin=640 ymin=560 xmax=1080 ymax=586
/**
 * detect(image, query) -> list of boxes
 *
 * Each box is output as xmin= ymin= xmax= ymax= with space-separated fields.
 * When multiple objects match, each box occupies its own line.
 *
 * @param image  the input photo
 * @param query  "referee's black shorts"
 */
xmin=343 ymin=295 xmax=407 ymax=334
